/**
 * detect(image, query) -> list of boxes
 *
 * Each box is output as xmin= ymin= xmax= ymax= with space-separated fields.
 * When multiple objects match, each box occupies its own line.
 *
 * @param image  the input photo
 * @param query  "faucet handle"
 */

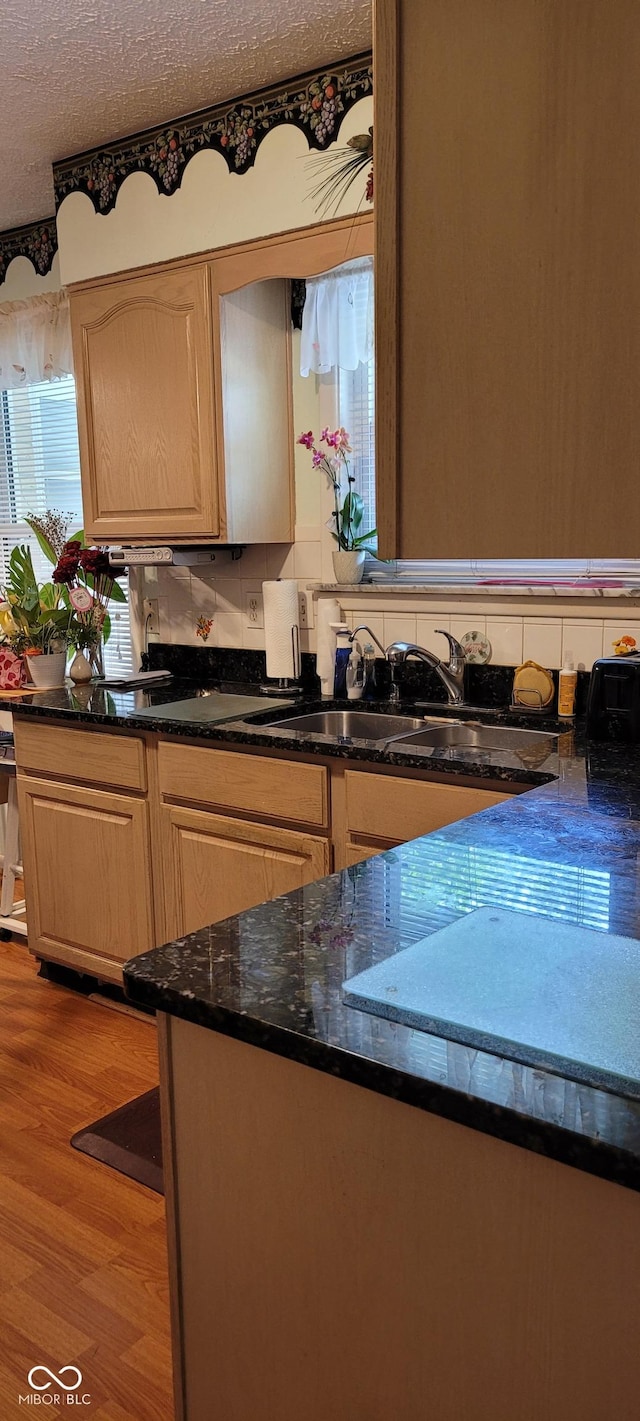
xmin=435 ymin=629 xmax=466 ymax=666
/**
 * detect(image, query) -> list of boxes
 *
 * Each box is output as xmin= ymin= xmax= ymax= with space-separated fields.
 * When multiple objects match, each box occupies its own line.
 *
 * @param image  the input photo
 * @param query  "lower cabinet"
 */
xmin=341 ymin=770 xmax=511 ymax=869
xmin=160 ymin=804 xmax=331 ymax=939
xmin=14 ymin=724 xmax=518 ymax=982
xmin=18 ymin=776 xmax=155 ymax=980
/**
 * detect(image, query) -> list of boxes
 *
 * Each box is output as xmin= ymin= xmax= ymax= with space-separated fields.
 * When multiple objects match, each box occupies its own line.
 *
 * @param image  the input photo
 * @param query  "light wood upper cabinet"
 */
xmin=161 ymin=803 xmax=330 ymax=940
xmin=70 ymin=264 xmax=220 ymax=542
xmin=69 ymin=216 xmax=372 ymax=546
xmin=375 ymin=0 xmax=640 ymax=559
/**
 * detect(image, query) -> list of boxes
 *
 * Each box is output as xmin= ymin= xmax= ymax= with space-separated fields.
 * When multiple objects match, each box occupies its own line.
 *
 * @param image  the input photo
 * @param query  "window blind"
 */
xmin=338 ymin=353 xmax=376 ymax=528
xmin=0 ymin=376 xmax=133 ymax=673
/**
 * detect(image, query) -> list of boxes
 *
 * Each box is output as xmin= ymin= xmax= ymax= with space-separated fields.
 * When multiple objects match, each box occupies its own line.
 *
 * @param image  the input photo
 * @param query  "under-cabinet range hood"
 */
xmin=108 ymin=546 xmax=243 ymax=568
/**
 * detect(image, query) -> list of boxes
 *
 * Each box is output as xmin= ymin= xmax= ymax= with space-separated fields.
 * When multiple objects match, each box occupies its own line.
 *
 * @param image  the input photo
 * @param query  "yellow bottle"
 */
xmin=558 ymin=652 xmax=577 ymax=718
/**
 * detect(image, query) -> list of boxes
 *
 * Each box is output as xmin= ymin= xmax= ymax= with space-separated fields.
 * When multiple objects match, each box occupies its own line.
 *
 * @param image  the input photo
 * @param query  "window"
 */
xmin=0 ymin=376 xmax=133 ymax=673
xmin=334 ymin=277 xmax=640 ymax=587
xmin=338 ymin=356 xmax=376 ymax=538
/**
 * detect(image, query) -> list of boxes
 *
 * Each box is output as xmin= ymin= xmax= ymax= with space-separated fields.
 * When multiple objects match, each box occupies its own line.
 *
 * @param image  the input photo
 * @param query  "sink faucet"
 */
xmin=386 ymin=632 xmax=467 ymax=706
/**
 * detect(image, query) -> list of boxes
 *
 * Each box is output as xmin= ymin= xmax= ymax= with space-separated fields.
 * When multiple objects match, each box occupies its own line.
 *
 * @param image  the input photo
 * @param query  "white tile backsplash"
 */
xmin=266 ymin=545 xmax=296 ymax=580
xmin=450 ymin=615 xmax=486 ymax=644
xmin=294 ymin=540 xmax=322 ymax=581
xmin=562 ymin=620 xmax=604 ymax=671
xmin=148 ymin=559 xmax=640 ymax=677
xmin=416 ymin=615 xmax=451 ymax=656
xmin=384 ymin=613 xmax=417 ymax=647
xmin=486 ymin=617 xmax=523 ymax=667
xmin=230 ymin=545 xmax=267 ymax=580
xmin=523 ymin=620 xmax=563 ymax=669
xmin=215 ymin=611 xmax=243 ymax=648
xmin=604 ymin=621 xmax=640 ymax=656
xmin=212 ymin=578 xmax=242 ymax=614
xmin=346 ymin=611 xmax=385 ymax=648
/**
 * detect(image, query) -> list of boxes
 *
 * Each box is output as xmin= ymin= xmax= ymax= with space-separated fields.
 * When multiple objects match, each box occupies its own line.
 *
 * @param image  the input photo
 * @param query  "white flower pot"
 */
xmin=332 ymin=549 xmax=366 ymax=585
xmin=69 ymin=650 xmax=93 ymax=684
xmin=26 ymin=651 xmax=68 ymax=689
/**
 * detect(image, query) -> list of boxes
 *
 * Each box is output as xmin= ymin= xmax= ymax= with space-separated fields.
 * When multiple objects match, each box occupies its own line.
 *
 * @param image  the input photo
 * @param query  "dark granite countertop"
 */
xmin=6 ymin=663 xmax=640 ymax=1191
xmin=124 ymin=743 xmax=640 ymax=1193
xmin=0 ymin=677 xmax=565 ymax=786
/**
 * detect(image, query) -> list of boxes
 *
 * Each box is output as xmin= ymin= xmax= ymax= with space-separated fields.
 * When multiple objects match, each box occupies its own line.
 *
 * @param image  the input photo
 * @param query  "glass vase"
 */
xmin=90 ymin=638 xmax=105 ymax=679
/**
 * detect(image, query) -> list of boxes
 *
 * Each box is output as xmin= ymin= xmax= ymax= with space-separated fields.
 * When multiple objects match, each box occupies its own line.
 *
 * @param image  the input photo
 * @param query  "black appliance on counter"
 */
xmin=586 ymin=654 xmax=640 ymax=742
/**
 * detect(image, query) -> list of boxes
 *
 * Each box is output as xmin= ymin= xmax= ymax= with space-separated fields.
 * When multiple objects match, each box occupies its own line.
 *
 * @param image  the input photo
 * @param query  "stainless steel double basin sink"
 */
xmin=256 ymin=709 xmax=559 ymax=761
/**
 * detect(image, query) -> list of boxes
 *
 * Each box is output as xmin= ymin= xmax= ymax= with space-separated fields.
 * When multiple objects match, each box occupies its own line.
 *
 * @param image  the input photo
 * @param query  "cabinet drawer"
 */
xmin=158 ymin=741 xmax=328 ymax=828
xmin=345 ymin=770 xmax=510 ymax=842
xmin=14 ymin=720 xmax=147 ymax=792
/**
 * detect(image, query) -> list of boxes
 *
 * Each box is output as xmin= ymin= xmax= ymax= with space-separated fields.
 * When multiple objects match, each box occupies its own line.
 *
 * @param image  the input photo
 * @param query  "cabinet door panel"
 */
xmin=161 ymin=805 xmax=330 ymax=939
xmin=376 ymin=0 xmax=640 ymax=558
xmin=71 ymin=265 xmax=218 ymax=541
xmin=18 ymin=777 xmax=154 ymax=978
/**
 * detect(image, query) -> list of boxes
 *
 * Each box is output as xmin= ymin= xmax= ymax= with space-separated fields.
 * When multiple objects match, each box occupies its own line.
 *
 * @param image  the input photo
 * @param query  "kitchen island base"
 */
xmin=159 ymin=1014 xmax=640 ymax=1421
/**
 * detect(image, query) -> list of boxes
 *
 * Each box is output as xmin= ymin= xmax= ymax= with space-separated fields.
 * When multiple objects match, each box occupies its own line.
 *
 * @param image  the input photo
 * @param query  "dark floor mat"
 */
xmin=71 ymin=1086 xmax=163 ymax=1194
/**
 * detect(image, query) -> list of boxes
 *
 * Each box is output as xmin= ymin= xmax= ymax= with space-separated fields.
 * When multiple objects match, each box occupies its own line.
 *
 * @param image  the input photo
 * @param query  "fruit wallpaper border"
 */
xmin=0 ymin=218 xmax=58 ymax=287
xmin=53 ymin=51 xmax=373 ymax=215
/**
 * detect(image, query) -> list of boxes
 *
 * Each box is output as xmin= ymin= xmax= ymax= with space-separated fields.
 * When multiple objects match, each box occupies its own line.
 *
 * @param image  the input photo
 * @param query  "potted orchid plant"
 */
xmin=297 ymin=426 xmax=376 ymax=584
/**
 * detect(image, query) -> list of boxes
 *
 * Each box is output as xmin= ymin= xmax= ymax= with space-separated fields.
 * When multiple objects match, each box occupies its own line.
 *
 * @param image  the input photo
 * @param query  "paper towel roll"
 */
xmin=317 ymin=597 xmax=341 ymax=697
xmin=263 ymin=580 xmax=300 ymax=680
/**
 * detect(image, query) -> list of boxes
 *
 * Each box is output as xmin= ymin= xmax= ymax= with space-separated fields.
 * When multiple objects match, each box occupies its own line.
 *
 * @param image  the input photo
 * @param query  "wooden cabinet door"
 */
xmin=18 ymin=776 xmax=154 ymax=982
xmin=70 ymin=264 xmax=219 ymax=542
xmin=161 ymin=804 xmax=330 ymax=939
xmin=376 ymin=0 xmax=640 ymax=558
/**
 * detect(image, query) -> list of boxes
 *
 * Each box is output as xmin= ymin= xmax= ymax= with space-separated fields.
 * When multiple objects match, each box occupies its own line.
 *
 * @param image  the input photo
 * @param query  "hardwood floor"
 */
xmin=0 ymin=940 xmax=173 ymax=1419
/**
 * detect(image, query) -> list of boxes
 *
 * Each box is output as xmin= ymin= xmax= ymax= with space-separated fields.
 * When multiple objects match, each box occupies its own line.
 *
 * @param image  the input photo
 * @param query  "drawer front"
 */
xmin=158 ymin=741 xmax=328 ymax=828
xmin=14 ymin=719 xmax=147 ymax=792
xmin=345 ymin=770 xmax=510 ymax=842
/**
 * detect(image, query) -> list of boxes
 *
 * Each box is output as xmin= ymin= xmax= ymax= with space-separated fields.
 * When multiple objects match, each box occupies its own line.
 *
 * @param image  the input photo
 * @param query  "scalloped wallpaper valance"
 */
xmin=0 ymin=219 xmax=57 ymax=286
xmin=53 ymin=52 xmax=372 ymax=214
xmin=0 ymin=51 xmax=372 ymax=284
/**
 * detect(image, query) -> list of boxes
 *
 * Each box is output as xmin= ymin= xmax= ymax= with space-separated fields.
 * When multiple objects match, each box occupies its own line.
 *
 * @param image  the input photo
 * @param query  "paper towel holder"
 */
xmin=261 ymin=624 xmax=303 ymax=696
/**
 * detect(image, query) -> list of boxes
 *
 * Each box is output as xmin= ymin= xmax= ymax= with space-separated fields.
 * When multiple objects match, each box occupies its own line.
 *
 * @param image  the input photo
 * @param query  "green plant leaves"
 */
xmin=26 ymin=519 xmax=57 ymax=566
xmin=7 ymin=545 xmax=39 ymax=611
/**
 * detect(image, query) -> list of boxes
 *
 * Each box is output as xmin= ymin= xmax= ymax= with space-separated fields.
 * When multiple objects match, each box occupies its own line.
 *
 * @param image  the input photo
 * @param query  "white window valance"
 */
xmin=300 ymin=256 xmax=373 ymax=376
xmin=0 ymin=292 xmax=73 ymax=391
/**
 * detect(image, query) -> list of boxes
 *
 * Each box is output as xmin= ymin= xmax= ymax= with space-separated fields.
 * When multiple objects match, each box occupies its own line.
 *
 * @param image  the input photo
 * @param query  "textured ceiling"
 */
xmin=0 ymin=0 xmax=371 ymax=231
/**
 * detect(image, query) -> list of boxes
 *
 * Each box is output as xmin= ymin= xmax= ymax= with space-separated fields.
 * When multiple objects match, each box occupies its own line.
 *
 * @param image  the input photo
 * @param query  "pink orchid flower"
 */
xmin=312 ymin=449 xmax=325 ymax=467
xmin=297 ymin=431 xmax=314 ymax=449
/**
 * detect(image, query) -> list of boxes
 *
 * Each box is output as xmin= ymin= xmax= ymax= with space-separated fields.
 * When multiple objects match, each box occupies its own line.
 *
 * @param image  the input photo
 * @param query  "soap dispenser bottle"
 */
xmin=346 ymin=641 xmax=365 ymax=700
xmin=558 ymin=652 xmax=577 ymax=718
xmin=331 ymin=624 xmax=352 ymax=698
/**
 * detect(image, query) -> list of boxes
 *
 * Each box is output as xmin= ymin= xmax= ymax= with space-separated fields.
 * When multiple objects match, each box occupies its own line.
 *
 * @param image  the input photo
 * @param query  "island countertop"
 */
xmin=123 ymin=727 xmax=640 ymax=1193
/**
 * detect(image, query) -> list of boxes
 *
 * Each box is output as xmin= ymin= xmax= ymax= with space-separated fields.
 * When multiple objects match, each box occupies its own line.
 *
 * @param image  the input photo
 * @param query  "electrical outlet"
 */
xmin=298 ymin=589 xmax=313 ymax=629
xmin=143 ymin=597 xmax=160 ymax=641
xmin=244 ymin=590 xmax=264 ymax=629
